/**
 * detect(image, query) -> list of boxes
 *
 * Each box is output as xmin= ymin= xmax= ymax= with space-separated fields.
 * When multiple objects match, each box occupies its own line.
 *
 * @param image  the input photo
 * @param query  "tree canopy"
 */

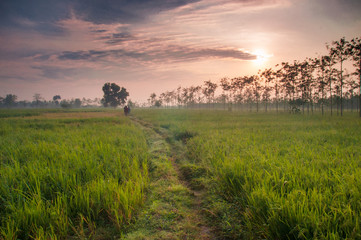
xmin=101 ymin=83 xmax=129 ymax=108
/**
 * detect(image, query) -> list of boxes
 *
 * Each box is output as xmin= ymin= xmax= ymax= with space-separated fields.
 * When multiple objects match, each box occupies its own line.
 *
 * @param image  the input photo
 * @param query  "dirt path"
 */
xmin=122 ymin=117 xmax=215 ymax=240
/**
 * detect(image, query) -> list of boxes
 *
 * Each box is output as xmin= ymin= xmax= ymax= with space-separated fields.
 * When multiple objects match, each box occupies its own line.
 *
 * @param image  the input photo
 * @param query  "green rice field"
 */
xmin=134 ymin=109 xmax=361 ymax=239
xmin=1 ymin=108 xmax=361 ymax=239
xmin=0 ymin=110 xmax=148 ymax=239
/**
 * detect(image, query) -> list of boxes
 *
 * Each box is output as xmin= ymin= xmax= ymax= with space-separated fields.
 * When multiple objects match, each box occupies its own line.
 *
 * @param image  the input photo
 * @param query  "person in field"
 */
xmin=124 ymin=105 xmax=130 ymax=116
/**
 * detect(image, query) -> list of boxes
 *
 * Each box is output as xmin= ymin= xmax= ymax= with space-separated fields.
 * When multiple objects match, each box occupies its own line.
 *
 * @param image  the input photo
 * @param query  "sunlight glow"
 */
xmin=251 ymin=49 xmax=273 ymax=66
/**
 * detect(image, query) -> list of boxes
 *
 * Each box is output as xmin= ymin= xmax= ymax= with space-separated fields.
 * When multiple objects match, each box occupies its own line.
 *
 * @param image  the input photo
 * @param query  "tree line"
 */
xmin=148 ymin=37 xmax=361 ymax=117
xmin=0 ymin=93 xmax=102 ymax=109
xmin=1 ymin=83 xmax=132 ymax=109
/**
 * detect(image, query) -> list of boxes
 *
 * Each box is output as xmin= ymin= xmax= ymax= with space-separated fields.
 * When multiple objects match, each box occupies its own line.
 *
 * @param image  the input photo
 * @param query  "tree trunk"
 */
xmin=330 ymin=77 xmax=333 ymax=116
xmin=359 ymin=58 xmax=361 ymax=117
xmin=340 ymin=60 xmax=343 ymax=116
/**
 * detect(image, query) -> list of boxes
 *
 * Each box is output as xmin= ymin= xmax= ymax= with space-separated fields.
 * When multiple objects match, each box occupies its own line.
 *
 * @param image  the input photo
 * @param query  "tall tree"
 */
xmin=202 ymin=80 xmax=218 ymax=106
xmin=348 ymin=37 xmax=361 ymax=117
xmin=299 ymin=59 xmax=315 ymax=114
xmin=329 ymin=37 xmax=350 ymax=116
xmin=250 ymin=75 xmax=261 ymax=112
xmin=220 ymin=77 xmax=232 ymax=110
xmin=314 ymin=57 xmax=328 ymax=115
xmin=280 ymin=62 xmax=298 ymax=112
xmin=274 ymin=65 xmax=284 ymax=113
xmin=148 ymin=93 xmax=157 ymax=107
xmin=102 ymin=83 xmax=129 ymax=108
xmin=231 ymin=77 xmax=245 ymax=109
xmin=345 ymin=76 xmax=358 ymax=112
xmin=322 ymin=55 xmax=337 ymax=115
xmin=260 ymin=68 xmax=275 ymax=112
xmin=176 ymin=86 xmax=182 ymax=107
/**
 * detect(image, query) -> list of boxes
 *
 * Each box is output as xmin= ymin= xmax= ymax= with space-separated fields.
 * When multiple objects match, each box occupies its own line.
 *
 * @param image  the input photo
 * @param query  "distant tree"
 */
xmin=33 ymin=93 xmax=43 ymax=107
xmin=202 ymin=80 xmax=217 ymax=106
xmin=231 ymin=77 xmax=246 ymax=109
xmin=93 ymin=98 xmax=101 ymax=106
xmin=154 ymin=99 xmax=162 ymax=108
xmin=176 ymin=86 xmax=182 ymax=107
xmin=220 ymin=77 xmax=232 ymax=109
xmin=101 ymin=83 xmax=129 ymax=108
xmin=251 ymin=75 xmax=261 ymax=112
xmin=4 ymin=94 xmax=17 ymax=107
xmin=60 ymin=100 xmax=71 ymax=109
xmin=160 ymin=91 xmax=175 ymax=108
xmin=298 ymin=59 xmax=315 ymax=114
xmin=347 ymin=37 xmax=361 ymax=117
xmin=274 ymin=66 xmax=283 ymax=113
xmin=182 ymin=87 xmax=190 ymax=106
xmin=53 ymin=95 xmax=61 ymax=105
xmin=322 ymin=55 xmax=337 ymax=115
xmin=73 ymin=98 xmax=82 ymax=108
xmin=168 ymin=90 xmax=177 ymax=106
xmin=260 ymin=68 xmax=275 ymax=112
xmin=314 ymin=56 xmax=328 ymax=115
xmin=148 ymin=93 xmax=157 ymax=107
xmin=328 ymin=37 xmax=350 ymax=116
xmin=188 ymin=86 xmax=199 ymax=106
xmin=345 ymin=76 xmax=358 ymax=112
xmin=193 ymin=86 xmax=203 ymax=106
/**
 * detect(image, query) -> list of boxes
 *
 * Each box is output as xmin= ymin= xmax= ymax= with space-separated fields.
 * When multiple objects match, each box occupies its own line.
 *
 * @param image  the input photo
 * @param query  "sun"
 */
xmin=251 ymin=49 xmax=272 ymax=66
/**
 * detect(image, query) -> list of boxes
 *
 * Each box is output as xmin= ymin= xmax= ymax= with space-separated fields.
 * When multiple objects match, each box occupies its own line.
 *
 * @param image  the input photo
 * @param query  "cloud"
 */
xmin=309 ymin=0 xmax=361 ymax=23
xmin=72 ymin=0 xmax=201 ymax=24
xmin=0 ymin=0 xmax=202 ymax=32
xmin=34 ymin=45 xmax=256 ymax=65
xmin=0 ymin=0 xmax=290 ymax=33
xmin=32 ymin=66 xmax=82 ymax=80
xmin=102 ymin=32 xmax=135 ymax=44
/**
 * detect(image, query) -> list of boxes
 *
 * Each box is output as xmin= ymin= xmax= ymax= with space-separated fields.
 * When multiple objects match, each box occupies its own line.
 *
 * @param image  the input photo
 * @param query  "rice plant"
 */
xmin=134 ymin=109 xmax=361 ymax=239
xmin=0 ymin=111 xmax=148 ymax=239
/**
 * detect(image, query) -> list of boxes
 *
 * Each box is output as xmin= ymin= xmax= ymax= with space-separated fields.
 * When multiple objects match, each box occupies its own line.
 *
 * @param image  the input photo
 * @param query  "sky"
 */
xmin=0 ymin=0 xmax=360 ymax=103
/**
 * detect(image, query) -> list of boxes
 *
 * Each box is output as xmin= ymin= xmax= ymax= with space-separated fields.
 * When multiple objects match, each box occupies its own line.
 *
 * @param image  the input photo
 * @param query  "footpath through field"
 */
xmin=122 ymin=116 xmax=215 ymax=240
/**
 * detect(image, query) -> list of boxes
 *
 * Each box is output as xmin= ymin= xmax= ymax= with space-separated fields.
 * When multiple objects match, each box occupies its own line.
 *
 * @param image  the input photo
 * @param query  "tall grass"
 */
xmin=134 ymin=109 xmax=361 ymax=239
xmin=0 ymin=112 xmax=148 ymax=239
